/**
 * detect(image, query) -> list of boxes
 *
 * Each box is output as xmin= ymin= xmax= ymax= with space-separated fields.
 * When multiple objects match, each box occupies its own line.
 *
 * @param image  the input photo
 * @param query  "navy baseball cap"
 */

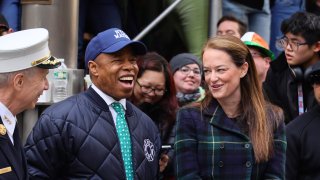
xmin=85 ymin=28 xmax=147 ymax=69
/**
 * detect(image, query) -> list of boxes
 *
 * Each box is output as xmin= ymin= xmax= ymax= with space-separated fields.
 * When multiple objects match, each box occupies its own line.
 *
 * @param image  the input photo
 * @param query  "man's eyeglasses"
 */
xmin=276 ymin=37 xmax=308 ymax=51
xmin=179 ymin=67 xmax=201 ymax=76
xmin=136 ymin=81 xmax=166 ymax=96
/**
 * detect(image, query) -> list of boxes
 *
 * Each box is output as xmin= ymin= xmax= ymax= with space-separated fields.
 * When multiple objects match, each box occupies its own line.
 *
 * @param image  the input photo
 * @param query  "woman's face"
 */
xmin=173 ymin=64 xmax=201 ymax=94
xmin=202 ymin=48 xmax=247 ymax=103
xmin=133 ymin=70 xmax=166 ymax=105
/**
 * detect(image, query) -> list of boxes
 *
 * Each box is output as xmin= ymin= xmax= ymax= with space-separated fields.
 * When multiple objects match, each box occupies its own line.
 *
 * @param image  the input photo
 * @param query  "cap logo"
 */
xmin=114 ymin=30 xmax=129 ymax=40
xmin=31 ymin=54 xmax=51 ymax=66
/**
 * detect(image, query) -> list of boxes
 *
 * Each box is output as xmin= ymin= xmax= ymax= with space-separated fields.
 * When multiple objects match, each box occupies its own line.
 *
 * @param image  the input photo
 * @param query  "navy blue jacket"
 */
xmin=0 ymin=119 xmax=27 ymax=180
xmin=25 ymin=87 xmax=161 ymax=179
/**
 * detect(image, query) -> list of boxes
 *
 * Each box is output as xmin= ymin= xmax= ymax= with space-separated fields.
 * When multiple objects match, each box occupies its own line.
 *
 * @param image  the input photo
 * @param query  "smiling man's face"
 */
xmin=88 ymin=46 xmax=139 ymax=100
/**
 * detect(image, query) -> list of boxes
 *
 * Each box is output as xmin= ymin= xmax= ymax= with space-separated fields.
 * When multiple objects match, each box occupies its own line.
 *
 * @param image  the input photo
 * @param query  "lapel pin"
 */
xmin=0 ymin=124 xmax=6 ymax=135
xmin=3 ymin=115 xmax=11 ymax=125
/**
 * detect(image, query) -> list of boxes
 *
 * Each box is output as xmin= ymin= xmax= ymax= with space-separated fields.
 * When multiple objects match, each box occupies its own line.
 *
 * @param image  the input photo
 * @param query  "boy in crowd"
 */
xmin=263 ymin=12 xmax=320 ymax=123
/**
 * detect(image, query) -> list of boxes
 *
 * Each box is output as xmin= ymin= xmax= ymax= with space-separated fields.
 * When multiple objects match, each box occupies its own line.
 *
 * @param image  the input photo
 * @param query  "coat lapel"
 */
xmin=0 ymin=118 xmax=21 ymax=179
xmin=205 ymin=101 xmax=249 ymax=140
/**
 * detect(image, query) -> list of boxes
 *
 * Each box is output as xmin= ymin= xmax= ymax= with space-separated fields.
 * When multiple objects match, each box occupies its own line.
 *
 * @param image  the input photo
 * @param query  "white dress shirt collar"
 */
xmin=91 ymin=84 xmax=127 ymax=125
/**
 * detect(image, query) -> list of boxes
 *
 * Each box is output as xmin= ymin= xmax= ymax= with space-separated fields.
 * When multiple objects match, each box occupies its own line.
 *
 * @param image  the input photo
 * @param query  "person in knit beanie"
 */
xmin=170 ymin=53 xmax=205 ymax=106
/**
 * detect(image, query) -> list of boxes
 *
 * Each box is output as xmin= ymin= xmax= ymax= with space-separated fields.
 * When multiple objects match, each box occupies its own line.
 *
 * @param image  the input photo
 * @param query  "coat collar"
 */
xmin=85 ymin=87 xmax=138 ymax=129
xmin=0 ymin=118 xmax=10 ymax=141
xmin=0 ymin=118 xmax=24 ymax=180
xmin=85 ymin=87 xmax=134 ymax=116
xmin=204 ymin=100 xmax=249 ymax=140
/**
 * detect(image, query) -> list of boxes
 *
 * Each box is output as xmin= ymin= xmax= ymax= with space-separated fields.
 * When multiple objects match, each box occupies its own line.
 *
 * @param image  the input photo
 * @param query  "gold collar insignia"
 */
xmin=0 ymin=124 xmax=6 ymax=135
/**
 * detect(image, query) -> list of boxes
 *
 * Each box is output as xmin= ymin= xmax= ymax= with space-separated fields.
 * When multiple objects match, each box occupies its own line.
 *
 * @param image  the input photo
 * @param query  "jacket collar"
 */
xmin=85 ymin=87 xmax=136 ymax=124
xmin=204 ymin=100 xmax=249 ymax=140
xmin=0 ymin=118 xmax=24 ymax=180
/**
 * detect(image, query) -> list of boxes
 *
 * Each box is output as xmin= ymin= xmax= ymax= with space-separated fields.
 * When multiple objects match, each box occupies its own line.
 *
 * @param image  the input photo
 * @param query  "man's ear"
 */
xmin=313 ymin=41 xmax=320 ymax=53
xmin=88 ymin=60 xmax=98 ymax=77
xmin=12 ymin=73 xmax=24 ymax=90
xmin=240 ymin=62 xmax=249 ymax=78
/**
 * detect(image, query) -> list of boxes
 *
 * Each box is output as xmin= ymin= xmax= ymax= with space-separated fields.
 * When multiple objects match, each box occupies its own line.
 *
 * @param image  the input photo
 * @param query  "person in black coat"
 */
xmin=0 ymin=28 xmax=60 ymax=180
xmin=263 ymin=12 xmax=320 ymax=123
xmin=286 ymin=61 xmax=320 ymax=180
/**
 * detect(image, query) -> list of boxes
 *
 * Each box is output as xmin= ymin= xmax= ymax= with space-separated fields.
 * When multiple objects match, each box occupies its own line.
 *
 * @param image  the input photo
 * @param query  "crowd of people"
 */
xmin=1 ymin=2 xmax=320 ymax=180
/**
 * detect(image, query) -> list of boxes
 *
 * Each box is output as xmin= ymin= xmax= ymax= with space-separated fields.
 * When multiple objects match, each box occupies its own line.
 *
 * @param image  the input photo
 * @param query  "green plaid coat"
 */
xmin=175 ymin=100 xmax=287 ymax=180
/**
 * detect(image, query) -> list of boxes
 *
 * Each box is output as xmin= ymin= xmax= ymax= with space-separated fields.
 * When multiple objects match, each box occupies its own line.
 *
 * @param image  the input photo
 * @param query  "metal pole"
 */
xmin=209 ymin=0 xmax=222 ymax=37
xmin=133 ymin=0 xmax=183 ymax=41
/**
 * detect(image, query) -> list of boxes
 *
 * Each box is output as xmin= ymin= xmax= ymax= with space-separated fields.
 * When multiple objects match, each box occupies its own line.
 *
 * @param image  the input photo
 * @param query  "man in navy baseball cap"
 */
xmin=25 ymin=28 xmax=161 ymax=179
xmin=85 ymin=28 xmax=147 ymax=69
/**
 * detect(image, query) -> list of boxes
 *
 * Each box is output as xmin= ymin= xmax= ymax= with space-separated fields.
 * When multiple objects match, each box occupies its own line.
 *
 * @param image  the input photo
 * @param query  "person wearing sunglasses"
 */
xmin=286 ymin=61 xmax=320 ymax=180
xmin=263 ymin=12 xmax=320 ymax=123
xmin=130 ymin=52 xmax=178 ymax=179
xmin=170 ymin=53 xmax=205 ymax=107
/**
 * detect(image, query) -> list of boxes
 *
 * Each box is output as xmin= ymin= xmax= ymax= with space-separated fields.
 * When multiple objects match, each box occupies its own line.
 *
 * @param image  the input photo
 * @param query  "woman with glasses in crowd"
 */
xmin=175 ymin=35 xmax=286 ymax=179
xmin=130 ymin=52 xmax=178 ymax=179
xmin=170 ymin=53 xmax=205 ymax=107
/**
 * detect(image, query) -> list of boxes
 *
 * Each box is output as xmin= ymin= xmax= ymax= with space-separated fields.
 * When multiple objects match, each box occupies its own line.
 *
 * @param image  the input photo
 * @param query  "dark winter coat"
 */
xmin=25 ymin=87 xmax=161 ymax=179
xmin=263 ymin=53 xmax=318 ymax=123
xmin=175 ymin=100 xmax=286 ymax=179
xmin=0 ymin=119 xmax=27 ymax=180
xmin=286 ymin=105 xmax=320 ymax=180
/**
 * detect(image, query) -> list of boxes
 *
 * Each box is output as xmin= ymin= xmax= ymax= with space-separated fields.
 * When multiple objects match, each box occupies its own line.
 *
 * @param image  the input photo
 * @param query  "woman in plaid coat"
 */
xmin=175 ymin=36 xmax=287 ymax=179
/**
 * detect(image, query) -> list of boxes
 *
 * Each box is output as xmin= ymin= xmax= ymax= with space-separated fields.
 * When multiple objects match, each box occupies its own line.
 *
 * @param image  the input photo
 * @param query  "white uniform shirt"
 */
xmin=91 ymin=84 xmax=126 ymax=125
xmin=0 ymin=102 xmax=17 ymax=145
